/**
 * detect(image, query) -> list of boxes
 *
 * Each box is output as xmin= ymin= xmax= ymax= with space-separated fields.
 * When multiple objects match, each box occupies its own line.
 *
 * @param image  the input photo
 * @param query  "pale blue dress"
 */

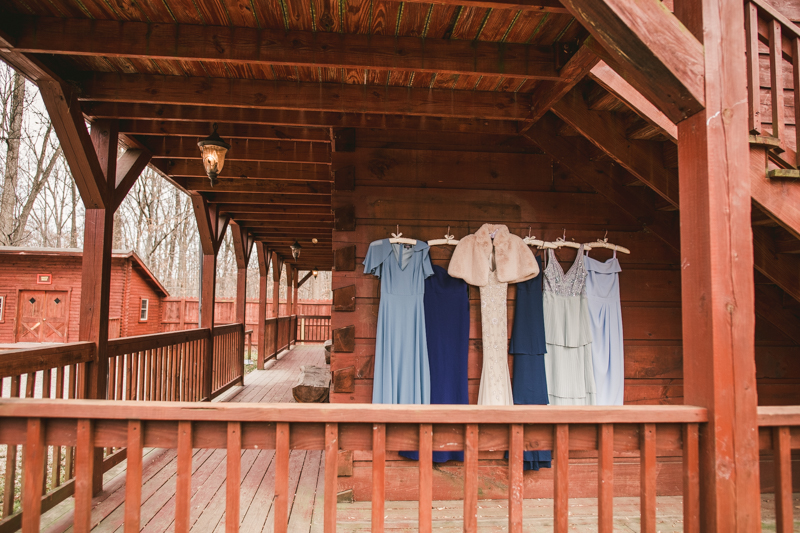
xmin=363 ymin=239 xmax=434 ymax=404
xmin=585 ymin=251 xmax=624 ymax=405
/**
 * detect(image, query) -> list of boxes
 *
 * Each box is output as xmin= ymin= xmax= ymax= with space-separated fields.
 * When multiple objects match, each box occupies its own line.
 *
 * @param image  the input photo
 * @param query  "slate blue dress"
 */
xmin=509 ymin=255 xmax=552 ymax=471
xmin=363 ymin=239 xmax=434 ymax=405
xmin=585 ymin=251 xmax=624 ymax=405
xmin=400 ymin=265 xmax=469 ymax=462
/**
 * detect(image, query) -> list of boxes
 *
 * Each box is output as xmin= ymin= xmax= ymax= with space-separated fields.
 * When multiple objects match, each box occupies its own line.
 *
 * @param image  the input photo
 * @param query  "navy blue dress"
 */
xmin=400 ymin=265 xmax=469 ymax=462
xmin=509 ymin=256 xmax=552 ymax=471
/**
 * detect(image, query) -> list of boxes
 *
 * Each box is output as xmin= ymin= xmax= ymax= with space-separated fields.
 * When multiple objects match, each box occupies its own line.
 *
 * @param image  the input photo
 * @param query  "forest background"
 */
xmin=0 ymin=64 xmax=332 ymax=302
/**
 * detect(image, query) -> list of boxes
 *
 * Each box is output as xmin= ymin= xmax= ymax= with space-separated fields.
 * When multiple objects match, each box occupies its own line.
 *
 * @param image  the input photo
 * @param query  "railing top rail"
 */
xmin=213 ymin=323 xmax=243 ymax=336
xmin=297 ymin=314 xmax=332 ymax=319
xmin=0 ymin=399 xmax=708 ymax=424
xmin=107 ymin=328 xmax=210 ymax=357
xmin=757 ymin=405 xmax=800 ymax=426
xmin=0 ymin=342 xmax=95 ymax=378
xmin=749 ymin=0 xmax=800 ymax=39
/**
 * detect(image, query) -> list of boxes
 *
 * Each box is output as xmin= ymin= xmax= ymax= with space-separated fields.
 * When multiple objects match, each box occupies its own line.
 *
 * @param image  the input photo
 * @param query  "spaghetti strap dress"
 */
xmin=400 ymin=264 xmax=469 ymax=462
xmin=363 ymin=239 xmax=434 ymax=405
xmin=542 ymin=246 xmax=596 ymax=405
xmin=508 ymin=255 xmax=551 ymax=470
xmin=584 ymin=250 xmax=624 ymax=405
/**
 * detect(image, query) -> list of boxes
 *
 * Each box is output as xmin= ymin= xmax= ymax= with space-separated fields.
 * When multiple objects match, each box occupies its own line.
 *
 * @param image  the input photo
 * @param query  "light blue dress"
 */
xmin=363 ymin=239 xmax=434 ymax=404
xmin=584 ymin=251 xmax=624 ymax=405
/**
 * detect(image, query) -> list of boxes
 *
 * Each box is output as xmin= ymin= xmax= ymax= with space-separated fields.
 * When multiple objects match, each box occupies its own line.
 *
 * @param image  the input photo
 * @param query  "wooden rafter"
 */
xmin=170 ymin=178 xmax=332 ymax=195
xmin=120 ymin=121 xmax=331 ymax=142
xmin=216 ymin=204 xmax=333 ymax=216
xmin=79 ymin=74 xmax=531 ymax=121
xmin=518 ymin=40 xmax=599 ymax=132
xmin=9 ymin=17 xmax=564 ymax=81
xmin=140 ymin=136 xmax=330 ymax=165
xmin=560 ymin=0 xmax=705 ymax=123
xmin=204 ymin=193 xmax=330 ymax=205
xmin=86 ymin=102 xmax=519 ymax=135
xmin=151 ymin=160 xmax=331 ymax=182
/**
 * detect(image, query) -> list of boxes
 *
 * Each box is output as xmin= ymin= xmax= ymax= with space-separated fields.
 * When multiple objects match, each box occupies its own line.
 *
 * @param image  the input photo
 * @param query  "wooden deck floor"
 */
xmin=31 ymin=344 xmax=796 ymax=532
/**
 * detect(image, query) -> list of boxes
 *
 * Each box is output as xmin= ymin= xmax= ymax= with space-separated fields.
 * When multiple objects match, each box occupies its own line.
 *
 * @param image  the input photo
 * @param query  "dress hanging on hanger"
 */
xmin=448 ymin=224 xmax=539 ymax=406
xmin=585 ymin=248 xmax=625 ymax=405
xmin=542 ymin=245 xmax=597 ymax=405
xmin=363 ymin=238 xmax=434 ymax=404
xmin=508 ymin=253 xmax=551 ymax=470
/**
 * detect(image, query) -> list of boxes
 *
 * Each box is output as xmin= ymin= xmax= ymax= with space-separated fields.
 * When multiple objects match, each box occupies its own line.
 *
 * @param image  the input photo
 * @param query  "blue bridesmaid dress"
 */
xmin=400 ymin=265 xmax=470 ymax=462
xmin=509 ymin=255 xmax=552 ymax=471
xmin=363 ymin=239 xmax=434 ymax=405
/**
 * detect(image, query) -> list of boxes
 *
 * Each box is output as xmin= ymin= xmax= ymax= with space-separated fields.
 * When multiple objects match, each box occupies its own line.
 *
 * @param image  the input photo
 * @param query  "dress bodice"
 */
xmin=363 ymin=239 xmax=434 ymax=295
xmin=543 ymin=246 xmax=587 ymax=297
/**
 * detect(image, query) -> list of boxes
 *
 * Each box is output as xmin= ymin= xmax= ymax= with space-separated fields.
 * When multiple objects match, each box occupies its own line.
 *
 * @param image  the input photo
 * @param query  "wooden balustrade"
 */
xmin=0 ymin=401 xmax=706 ymax=533
xmin=211 ymin=323 xmax=245 ymax=399
xmin=106 ymin=329 xmax=210 ymax=402
xmin=758 ymin=406 xmax=800 ymax=533
xmin=745 ymin=0 xmax=800 ymax=167
xmin=297 ymin=315 xmax=331 ymax=343
xmin=0 ymin=343 xmax=94 ymax=531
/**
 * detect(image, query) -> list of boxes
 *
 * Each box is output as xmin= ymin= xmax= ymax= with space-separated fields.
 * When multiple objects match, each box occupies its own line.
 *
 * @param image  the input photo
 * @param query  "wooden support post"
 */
xmin=255 ymin=243 xmax=270 ymax=370
xmin=231 ymin=222 xmax=253 ymax=380
xmin=191 ymin=194 xmax=229 ymax=400
xmin=272 ymin=251 xmax=282 ymax=318
xmin=674 ymin=0 xmax=762 ymax=531
xmin=287 ymin=265 xmax=295 ymax=317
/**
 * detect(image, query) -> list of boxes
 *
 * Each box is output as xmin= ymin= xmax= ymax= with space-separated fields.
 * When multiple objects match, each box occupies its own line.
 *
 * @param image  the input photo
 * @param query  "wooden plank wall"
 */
xmin=329 ymin=131 xmax=800 ymax=501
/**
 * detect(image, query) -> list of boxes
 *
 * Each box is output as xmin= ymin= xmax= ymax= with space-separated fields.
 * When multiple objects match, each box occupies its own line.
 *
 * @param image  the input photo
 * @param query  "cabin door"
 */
xmin=16 ymin=290 xmax=70 ymax=343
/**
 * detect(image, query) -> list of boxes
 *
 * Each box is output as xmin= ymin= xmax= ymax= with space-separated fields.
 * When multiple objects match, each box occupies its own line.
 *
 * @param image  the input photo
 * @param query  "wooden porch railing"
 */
xmin=0 ymin=401 xmax=706 ymax=533
xmin=106 ymin=329 xmax=210 ymax=402
xmin=263 ymin=315 xmax=298 ymax=364
xmin=297 ymin=315 xmax=331 ymax=343
xmin=0 ymin=343 xmax=95 ymax=531
xmin=758 ymin=406 xmax=800 ymax=533
xmin=211 ymin=323 xmax=245 ymax=399
xmin=745 ymin=0 xmax=800 ymax=169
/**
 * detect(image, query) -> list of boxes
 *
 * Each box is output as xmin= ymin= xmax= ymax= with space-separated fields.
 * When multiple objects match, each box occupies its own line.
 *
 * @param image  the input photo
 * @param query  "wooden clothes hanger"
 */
xmin=549 ymin=229 xmax=582 ymax=250
xmin=583 ymin=232 xmax=631 ymax=255
xmin=428 ymin=226 xmax=460 ymax=246
xmin=522 ymin=227 xmax=557 ymax=249
xmin=389 ymin=225 xmax=417 ymax=245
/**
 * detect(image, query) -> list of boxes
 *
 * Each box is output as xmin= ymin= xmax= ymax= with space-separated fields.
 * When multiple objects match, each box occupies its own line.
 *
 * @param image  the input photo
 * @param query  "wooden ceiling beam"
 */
xmin=171 ymin=177 xmax=331 ymax=195
xmin=214 ymin=204 xmax=333 ymax=216
xmin=551 ymin=86 xmax=679 ymax=207
xmin=228 ymin=214 xmax=333 ymax=223
xmin=80 ymin=73 xmax=531 ymax=121
xmin=518 ymin=40 xmax=599 ymax=131
xmin=234 ymin=220 xmax=334 ymax=228
xmin=10 ymin=16 xmax=562 ymax=81
xmin=203 ymin=192 xmax=331 ymax=205
xmin=140 ymin=136 xmax=330 ymax=165
xmin=560 ymin=0 xmax=705 ymax=123
xmin=120 ymin=120 xmax=331 ymax=142
xmin=151 ymin=159 xmax=331 ymax=181
xmin=589 ymin=62 xmax=678 ymax=141
xmin=86 ymin=102 xmax=519 ymax=135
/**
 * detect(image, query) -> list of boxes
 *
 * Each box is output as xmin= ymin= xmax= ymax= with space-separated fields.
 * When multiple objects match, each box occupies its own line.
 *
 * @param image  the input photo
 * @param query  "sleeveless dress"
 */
xmin=508 ymin=255 xmax=551 ymax=470
xmin=585 ymin=250 xmax=624 ymax=405
xmin=400 ymin=265 xmax=469 ymax=462
xmin=542 ymin=246 xmax=596 ymax=405
xmin=363 ymin=239 xmax=434 ymax=404
xmin=477 ymin=267 xmax=514 ymax=406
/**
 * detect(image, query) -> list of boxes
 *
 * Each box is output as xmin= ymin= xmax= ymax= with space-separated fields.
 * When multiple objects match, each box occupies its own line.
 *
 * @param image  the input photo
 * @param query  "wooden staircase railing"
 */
xmin=746 ymin=0 xmax=800 ymax=177
xmin=0 ymin=400 xmax=707 ymax=533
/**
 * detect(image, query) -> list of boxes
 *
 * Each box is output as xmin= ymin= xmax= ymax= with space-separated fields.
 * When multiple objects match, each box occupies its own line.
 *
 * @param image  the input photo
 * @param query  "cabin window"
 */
xmin=0 ymin=295 xmax=4 ymax=322
xmin=140 ymin=298 xmax=149 ymax=321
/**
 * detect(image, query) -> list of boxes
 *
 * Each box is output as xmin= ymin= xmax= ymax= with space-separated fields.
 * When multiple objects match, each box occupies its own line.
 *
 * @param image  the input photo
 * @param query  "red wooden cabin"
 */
xmin=0 ymin=0 xmax=799 ymax=531
xmin=0 ymin=247 xmax=168 ymax=345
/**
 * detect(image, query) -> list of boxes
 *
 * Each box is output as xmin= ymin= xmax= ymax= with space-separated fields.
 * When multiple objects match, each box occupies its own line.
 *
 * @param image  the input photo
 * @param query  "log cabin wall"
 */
xmin=329 ymin=130 xmax=800 ymax=501
xmin=0 ymin=252 xmax=167 ymax=344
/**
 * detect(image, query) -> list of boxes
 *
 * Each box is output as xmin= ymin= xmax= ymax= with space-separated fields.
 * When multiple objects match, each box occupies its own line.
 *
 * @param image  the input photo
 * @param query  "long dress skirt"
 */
xmin=400 ymin=265 xmax=469 ymax=462
xmin=509 ymin=256 xmax=551 ymax=470
xmin=585 ymin=254 xmax=624 ymax=405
